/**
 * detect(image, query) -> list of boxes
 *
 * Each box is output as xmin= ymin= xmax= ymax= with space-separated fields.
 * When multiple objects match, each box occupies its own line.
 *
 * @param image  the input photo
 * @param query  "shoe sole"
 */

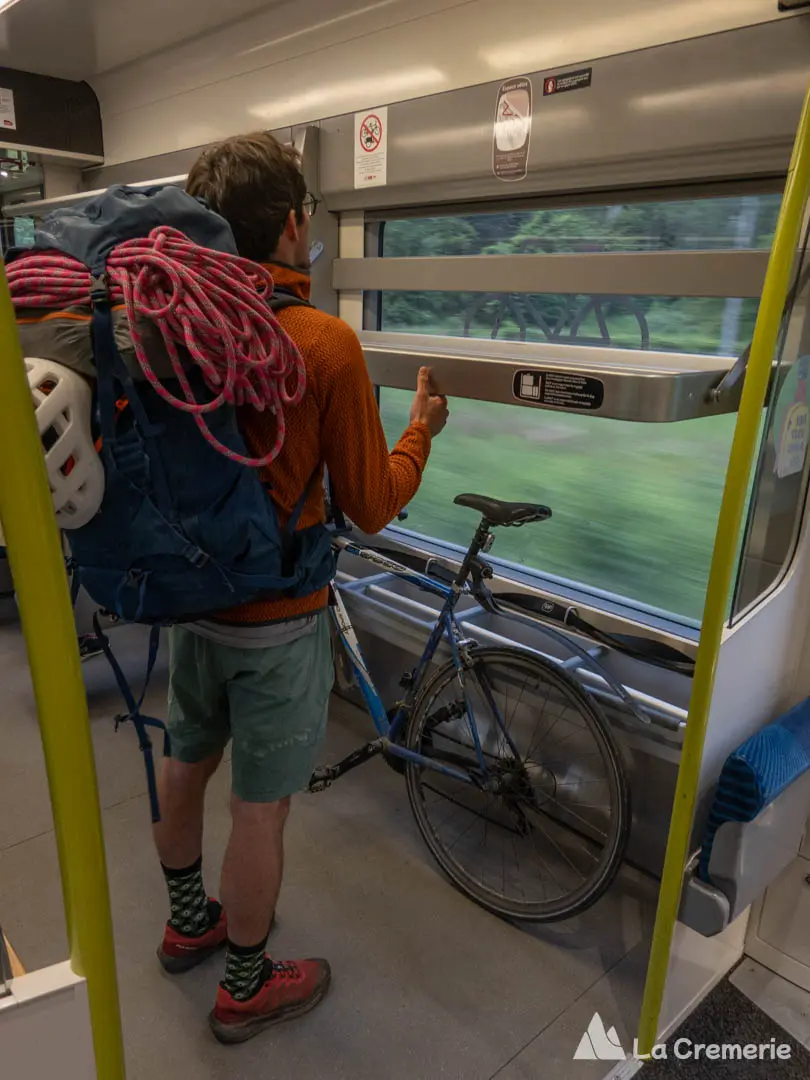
xmin=208 ymin=967 xmax=331 ymax=1045
xmin=157 ymin=937 xmax=227 ymax=975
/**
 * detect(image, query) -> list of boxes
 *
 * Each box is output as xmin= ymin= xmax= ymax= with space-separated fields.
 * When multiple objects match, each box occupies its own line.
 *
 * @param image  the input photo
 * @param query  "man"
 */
xmin=151 ymin=132 xmax=449 ymax=1044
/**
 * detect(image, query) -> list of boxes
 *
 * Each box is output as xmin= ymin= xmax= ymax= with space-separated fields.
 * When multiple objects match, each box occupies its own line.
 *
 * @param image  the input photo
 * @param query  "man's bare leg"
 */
xmin=220 ymin=795 xmax=290 ymax=945
xmin=153 ymin=753 xmax=223 ymax=869
xmin=154 ymin=754 xmax=226 ymax=966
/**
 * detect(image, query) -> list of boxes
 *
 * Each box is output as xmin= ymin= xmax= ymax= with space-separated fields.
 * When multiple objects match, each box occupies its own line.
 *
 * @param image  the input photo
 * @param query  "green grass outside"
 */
xmin=381 ymin=391 xmax=736 ymax=622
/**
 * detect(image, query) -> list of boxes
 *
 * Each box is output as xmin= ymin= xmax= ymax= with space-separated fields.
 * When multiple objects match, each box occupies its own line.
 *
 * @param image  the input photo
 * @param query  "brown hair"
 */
xmin=186 ymin=132 xmax=306 ymax=262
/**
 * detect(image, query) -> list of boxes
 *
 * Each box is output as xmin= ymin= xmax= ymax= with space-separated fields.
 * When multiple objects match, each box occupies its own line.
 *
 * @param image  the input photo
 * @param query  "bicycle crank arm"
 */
xmin=308 ymin=738 xmax=385 ymax=792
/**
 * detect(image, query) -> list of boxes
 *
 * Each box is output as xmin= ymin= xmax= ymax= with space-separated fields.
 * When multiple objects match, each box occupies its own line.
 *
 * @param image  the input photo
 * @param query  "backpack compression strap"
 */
xmin=92 ymin=613 xmax=169 ymax=823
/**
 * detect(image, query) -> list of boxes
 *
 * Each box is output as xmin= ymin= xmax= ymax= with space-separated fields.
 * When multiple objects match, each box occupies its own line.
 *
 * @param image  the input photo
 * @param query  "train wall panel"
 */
xmin=319 ymin=20 xmax=810 ymax=209
xmin=88 ymin=0 xmax=792 ymax=166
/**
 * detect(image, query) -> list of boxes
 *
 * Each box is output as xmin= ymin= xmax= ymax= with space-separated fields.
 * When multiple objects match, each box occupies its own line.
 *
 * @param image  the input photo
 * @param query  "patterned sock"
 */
xmin=222 ymin=937 xmax=270 ymax=1002
xmin=161 ymin=856 xmax=217 ymax=937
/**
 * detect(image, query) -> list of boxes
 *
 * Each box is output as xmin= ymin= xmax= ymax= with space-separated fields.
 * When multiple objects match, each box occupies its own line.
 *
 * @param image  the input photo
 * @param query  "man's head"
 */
xmin=186 ymin=132 xmax=312 ymax=268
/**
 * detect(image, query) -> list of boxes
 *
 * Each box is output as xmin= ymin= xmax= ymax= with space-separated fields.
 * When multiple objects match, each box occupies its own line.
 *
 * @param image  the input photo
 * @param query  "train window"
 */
xmin=732 ymin=209 xmax=810 ymax=620
xmin=374 ymin=193 xmax=783 ymax=623
xmin=13 ymin=215 xmax=36 ymax=248
xmin=380 ymin=288 xmax=758 ymax=355
xmin=379 ymin=194 xmax=782 ymax=354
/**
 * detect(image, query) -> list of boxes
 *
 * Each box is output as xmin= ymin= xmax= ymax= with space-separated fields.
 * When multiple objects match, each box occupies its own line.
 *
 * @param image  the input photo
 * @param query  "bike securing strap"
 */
xmin=369 ymin=539 xmax=695 ymax=674
xmin=92 ymin=613 xmax=169 ymax=823
xmin=493 ymin=592 xmax=696 ymax=676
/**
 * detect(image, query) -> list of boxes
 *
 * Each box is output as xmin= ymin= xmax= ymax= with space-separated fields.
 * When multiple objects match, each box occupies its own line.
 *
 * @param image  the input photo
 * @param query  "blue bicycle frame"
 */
xmin=330 ymin=540 xmax=499 ymax=786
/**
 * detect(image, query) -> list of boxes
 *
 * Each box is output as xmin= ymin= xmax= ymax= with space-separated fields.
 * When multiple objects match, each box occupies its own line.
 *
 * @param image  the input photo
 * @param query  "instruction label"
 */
xmin=542 ymin=68 xmax=592 ymax=97
xmin=775 ymin=355 xmax=809 ymax=479
xmin=493 ymin=77 xmax=532 ymax=182
xmin=513 ymin=370 xmax=604 ymax=411
xmin=354 ymin=107 xmax=388 ymax=189
xmin=0 ymin=88 xmax=16 ymax=130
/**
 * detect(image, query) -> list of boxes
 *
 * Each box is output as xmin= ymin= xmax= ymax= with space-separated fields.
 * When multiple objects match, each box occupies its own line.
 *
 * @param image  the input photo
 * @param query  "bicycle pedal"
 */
xmin=308 ymin=765 xmax=337 ymax=793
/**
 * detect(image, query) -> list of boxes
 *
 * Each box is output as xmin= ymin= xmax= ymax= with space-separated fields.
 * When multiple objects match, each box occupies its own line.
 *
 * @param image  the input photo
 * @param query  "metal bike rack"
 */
xmin=336 ymin=570 xmax=687 ymax=741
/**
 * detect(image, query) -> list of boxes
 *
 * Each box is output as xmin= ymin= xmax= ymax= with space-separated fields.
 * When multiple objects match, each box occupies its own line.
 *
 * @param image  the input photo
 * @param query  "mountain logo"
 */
xmin=573 ymin=1013 xmax=627 ymax=1061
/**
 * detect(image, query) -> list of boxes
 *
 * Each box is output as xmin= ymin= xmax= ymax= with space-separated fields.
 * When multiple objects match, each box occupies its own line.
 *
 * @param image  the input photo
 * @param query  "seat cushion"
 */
xmin=698 ymin=697 xmax=810 ymax=882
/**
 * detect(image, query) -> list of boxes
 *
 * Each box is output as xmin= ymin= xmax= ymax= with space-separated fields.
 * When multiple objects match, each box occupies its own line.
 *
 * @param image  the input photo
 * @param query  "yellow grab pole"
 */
xmin=0 ymin=264 xmax=125 ymax=1079
xmin=636 ymin=84 xmax=810 ymax=1058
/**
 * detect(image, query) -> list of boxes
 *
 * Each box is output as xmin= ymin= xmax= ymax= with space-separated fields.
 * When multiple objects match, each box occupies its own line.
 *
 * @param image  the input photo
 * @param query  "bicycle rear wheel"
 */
xmin=404 ymin=647 xmax=630 ymax=922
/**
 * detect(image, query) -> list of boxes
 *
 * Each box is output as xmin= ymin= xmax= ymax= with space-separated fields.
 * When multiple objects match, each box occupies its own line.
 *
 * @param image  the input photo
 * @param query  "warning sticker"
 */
xmin=493 ymin=77 xmax=532 ymax=182
xmin=513 ymin=370 xmax=604 ymax=411
xmin=542 ymin=68 xmax=592 ymax=97
xmin=774 ymin=355 xmax=809 ymax=479
xmin=354 ymin=107 xmax=388 ymax=189
xmin=0 ymin=88 xmax=16 ymax=130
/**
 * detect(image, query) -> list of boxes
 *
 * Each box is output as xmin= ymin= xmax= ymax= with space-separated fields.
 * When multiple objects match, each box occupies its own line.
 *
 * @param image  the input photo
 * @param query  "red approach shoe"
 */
xmin=157 ymin=902 xmax=228 ymax=974
xmin=209 ymin=957 xmax=331 ymax=1044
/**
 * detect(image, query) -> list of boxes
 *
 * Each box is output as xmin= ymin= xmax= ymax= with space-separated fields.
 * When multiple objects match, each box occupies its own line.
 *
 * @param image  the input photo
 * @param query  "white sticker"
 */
xmin=776 ymin=401 xmax=809 ymax=478
xmin=0 ymin=87 xmax=16 ymax=131
xmin=774 ymin=356 xmax=809 ymax=479
xmin=354 ymin=107 xmax=388 ymax=189
xmin=493 ymin=77 xmax=532 ymax=182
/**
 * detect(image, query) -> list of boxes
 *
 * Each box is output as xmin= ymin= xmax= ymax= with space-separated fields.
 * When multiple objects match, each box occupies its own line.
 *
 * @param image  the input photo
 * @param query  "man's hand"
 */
xmin=410 ymin=366 xmax=449 ymax=438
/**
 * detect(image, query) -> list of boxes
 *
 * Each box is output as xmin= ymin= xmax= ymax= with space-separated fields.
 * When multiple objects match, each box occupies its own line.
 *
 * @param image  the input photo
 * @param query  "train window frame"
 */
xmin=731 ymin=205 xmax=810 ymax=624
xmin=345 ymin=185 xmax=786 ymax=634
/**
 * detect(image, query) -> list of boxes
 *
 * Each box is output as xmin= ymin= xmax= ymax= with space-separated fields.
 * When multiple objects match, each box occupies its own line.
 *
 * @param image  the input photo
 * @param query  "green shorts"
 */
xmin=166 ymin=612 xmax=333 ymax=802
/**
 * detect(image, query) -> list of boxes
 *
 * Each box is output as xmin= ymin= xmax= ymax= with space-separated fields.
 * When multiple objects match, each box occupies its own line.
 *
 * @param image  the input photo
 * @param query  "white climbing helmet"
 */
xmin=22 ymin=357 xmax=104 ymax=531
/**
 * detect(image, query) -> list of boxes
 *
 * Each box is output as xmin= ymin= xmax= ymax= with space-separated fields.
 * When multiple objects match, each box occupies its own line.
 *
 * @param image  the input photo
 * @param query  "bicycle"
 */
xmin=310 ymin=492 xmax=634 ymax=923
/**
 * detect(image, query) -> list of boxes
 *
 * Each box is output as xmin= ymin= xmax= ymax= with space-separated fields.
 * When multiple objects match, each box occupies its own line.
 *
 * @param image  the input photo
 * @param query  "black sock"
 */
xmin=161 ymin=856 xmax=217 ymax=937
xmin=223 ymin=936 xmax=270 ymax=1001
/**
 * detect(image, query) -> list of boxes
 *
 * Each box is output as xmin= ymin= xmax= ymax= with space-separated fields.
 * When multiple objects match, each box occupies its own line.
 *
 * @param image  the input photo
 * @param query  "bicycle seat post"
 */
xmin=454 ymin=517 xmax=494 ymax=589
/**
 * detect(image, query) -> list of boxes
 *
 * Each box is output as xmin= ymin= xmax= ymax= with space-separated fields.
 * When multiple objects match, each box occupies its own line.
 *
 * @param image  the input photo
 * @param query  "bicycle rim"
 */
xmin=404 ymin=647 xmax=630 ymax=922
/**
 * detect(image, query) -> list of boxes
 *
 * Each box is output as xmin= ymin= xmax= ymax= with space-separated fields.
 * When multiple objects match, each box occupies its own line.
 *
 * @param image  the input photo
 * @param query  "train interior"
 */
xmin=2 ymin=1 xmax=810 ymax=1078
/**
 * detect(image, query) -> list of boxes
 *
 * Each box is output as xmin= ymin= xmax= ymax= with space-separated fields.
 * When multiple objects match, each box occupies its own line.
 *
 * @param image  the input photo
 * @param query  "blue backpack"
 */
xmin=12 ymin=186 xmax=335 ymax=818
xmin=24 ymin=185 xmax=334 ymax=623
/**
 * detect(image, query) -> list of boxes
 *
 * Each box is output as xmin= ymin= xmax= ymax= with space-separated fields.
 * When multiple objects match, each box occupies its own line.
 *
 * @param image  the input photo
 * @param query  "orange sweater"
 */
xmin=221 ymin=263 xmax=431 ymax=624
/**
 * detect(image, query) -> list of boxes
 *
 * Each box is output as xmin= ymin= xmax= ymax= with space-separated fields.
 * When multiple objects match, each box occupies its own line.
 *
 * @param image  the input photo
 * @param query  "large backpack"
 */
xmin=10 ymin=185 xmax=335 ymax=624
xmin=9 ymin=186 xmax=335 ymax=821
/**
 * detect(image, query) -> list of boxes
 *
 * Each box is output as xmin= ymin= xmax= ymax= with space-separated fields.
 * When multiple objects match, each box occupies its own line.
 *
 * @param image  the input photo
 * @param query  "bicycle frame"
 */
xmin=330 ymin=540 xmax=490 ymax=784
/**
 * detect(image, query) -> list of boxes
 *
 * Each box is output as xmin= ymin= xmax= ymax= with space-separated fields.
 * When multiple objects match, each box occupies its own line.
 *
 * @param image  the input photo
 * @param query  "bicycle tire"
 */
xmin=404 ymin=646 xmax=631 ymax=922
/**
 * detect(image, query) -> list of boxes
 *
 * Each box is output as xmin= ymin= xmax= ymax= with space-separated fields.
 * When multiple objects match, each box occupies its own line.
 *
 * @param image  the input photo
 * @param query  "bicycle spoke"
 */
xmin=528 ymin=813 xmax=588 ymax=881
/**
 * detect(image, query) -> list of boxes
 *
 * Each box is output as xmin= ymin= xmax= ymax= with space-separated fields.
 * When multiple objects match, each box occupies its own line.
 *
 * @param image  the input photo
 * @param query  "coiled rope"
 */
xmin=7 ymin=226 xmax=306 ymax=467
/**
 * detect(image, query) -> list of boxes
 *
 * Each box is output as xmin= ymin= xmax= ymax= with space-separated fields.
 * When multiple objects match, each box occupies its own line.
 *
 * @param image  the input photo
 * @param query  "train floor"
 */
xmin=0 ymin=613 xmax=667 ymax=1079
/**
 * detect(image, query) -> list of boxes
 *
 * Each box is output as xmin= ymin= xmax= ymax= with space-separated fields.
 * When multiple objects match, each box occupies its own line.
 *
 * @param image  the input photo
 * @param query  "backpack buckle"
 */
xmin=181 ymin=543 xmax=210 ymax=568
xmin=89 ymin=274 xmax=110 ymax=303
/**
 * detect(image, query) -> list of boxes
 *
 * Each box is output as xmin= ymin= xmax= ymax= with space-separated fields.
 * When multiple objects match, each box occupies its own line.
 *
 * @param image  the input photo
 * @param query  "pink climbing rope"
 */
xmin=7 ymin=226 xmax=306 ymax=467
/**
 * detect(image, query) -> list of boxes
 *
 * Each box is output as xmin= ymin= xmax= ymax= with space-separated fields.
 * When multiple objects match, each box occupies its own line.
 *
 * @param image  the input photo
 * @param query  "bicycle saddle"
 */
xmin=454 ymin=493 xmax=552 ymax=526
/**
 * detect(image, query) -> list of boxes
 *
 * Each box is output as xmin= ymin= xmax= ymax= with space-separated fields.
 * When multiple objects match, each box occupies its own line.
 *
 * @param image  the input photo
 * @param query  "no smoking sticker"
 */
xmin=354 ymin=106 xmax=388 ymax=189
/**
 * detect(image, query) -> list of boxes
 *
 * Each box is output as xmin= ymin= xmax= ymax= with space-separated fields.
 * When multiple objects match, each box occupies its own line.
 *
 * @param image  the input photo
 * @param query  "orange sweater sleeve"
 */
xmin=316 ymin=319 xmax=431 ymax=535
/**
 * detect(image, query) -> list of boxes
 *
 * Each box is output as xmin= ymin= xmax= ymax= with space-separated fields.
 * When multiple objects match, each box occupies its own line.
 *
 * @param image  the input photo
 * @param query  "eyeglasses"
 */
xmin=302 ymin=192 xmax=320 ymax=217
